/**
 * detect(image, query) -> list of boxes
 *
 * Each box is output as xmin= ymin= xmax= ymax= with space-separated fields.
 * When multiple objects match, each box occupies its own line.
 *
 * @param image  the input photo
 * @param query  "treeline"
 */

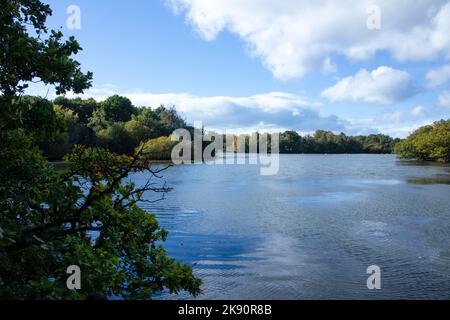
xmin=279 ymin=130 xmax=399 ymax=154
xmin=34 ymin=95 xmax=400 ymax=160
xmin=395 ymin=120 xmax=450 ymax=162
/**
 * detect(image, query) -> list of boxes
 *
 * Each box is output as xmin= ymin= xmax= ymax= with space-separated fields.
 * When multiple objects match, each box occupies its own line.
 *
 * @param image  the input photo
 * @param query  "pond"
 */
xmin=132 ymin=154 xmax=450 ymax=299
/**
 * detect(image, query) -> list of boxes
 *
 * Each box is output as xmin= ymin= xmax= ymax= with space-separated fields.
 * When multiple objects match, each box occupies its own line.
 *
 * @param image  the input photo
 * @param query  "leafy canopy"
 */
xmin=395 ymin=120 xmax=450 ymax=162
xmin=0 ymin=0 xmax=201 ymax=299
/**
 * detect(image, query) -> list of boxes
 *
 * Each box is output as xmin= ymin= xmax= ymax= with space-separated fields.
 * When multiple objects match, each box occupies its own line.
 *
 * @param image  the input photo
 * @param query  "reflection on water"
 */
xmin=133 ymin=155 xmax=450 ymax=299
xmin=397 ymin=160 xmax=450 ymax=168
xmin=407 ymin=175 xmax=450 ymax=185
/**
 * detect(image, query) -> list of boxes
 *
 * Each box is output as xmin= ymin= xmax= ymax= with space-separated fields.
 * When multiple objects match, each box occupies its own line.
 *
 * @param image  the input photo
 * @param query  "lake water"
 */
xmin=133 ymin=154 xmax=450 ymax=299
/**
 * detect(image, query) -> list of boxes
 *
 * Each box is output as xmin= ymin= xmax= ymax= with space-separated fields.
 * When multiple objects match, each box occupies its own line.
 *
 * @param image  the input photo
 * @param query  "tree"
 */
xmin=395 ymin=120 xmax=450 ymax=162
xmin=1 ymin=145 xmax=202 ymax=299
xmin=0 ymin=0 xmax=201 ymax=299
xmin=124 ymin=108 xmax=160 ymax=142
xmin=276 ymin=130 xmax=398 ymax=154
xmin=360 ymin=134 xmax=396 ymax=154
xmin=0 ymin=0 xmax=92 ymax=98
xmin=97 ymin=122 xmax=138 ymax=155
xmin=53 ymin=97 xmax=97 ymax=125
xmin=100 ymin=95 xmax=137 ymax=123
xmin=88 ymin=107 xmax=110 ymax=132
xmin=280 ymin=131 xmax=299 ymax=153
xmin=154 ymin=105 xmax=187 ymax=136
xmin=37 ymin=105 xmax=79 ymax=160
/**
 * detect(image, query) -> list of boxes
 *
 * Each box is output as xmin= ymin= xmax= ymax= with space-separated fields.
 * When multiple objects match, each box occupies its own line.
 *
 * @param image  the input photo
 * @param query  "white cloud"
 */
xmin=43 ymin=82 xmax=446 ymax=138
xmin=383 ymin=111 xmax=404 ymax=122
xmin=85 ymin=83 xmax=118 ymax=97
xmin=78 ymin=85 xmax=442 ymax=137
xmin=411 ymin=105 xmax=426 ymax=118
xmin=438 ymin=89 xmax=450 ymax=108
xmin=378 ymin=122 xmax=434 ymax=138
xmin=382 ymin=106 xmax=427 ymax=123
xmin=126 ymin=91 xmax=346 ymax=132
xmin=426 ymin=64 xmax=450 ymax=88
xmin=65 ymin=86 xmax=344 ymax=133
xmin=166 ymin=0 xmax=450 ymax=79
xmin=348 ymin=117 xmax=436 ymax=138
xmin=25 ymin=81 xmax=442 ymax=138
xmin=321 ymin=67 xmax=416 ymax=104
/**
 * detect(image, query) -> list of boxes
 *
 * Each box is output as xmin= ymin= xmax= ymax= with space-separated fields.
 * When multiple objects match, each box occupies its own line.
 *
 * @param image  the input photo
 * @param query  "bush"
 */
xmin=142 ymin=136 xmax=177 ymax=161
xmin=395 ymin=120 xmax=450 ymax=162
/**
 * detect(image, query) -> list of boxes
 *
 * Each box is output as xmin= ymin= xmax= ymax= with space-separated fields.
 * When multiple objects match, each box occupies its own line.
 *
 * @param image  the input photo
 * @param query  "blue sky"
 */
xmin=29 ymin=0 xmax=450 ymax=137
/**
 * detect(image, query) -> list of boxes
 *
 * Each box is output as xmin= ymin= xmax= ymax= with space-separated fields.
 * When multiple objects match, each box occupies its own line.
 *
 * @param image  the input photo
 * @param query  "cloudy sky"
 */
xmin=30 ymin=0 xmax=450 ymax=137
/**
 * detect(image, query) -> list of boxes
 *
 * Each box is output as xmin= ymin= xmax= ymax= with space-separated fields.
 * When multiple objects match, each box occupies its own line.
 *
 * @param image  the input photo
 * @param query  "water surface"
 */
xmin=133 ymin=154 xmax=450 ymax=299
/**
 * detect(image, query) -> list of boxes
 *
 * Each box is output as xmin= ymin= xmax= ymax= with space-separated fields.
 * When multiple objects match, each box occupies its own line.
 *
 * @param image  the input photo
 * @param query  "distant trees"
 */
xmin=142 ymin=136 xmax=178 ymax=160
xmin=34 ymin=96 xmax=188 ymax=159
xmin=154 ymin=105 xmax=187 ymax=136
xmin=100 ymin=95 xmax=137 ymax=123
xmin=96 ymin=122 xmax=137 ymax=155
xmin=53 ymin=97 xmax=97 ymax=124
xmin=395 ymin=120 xmax=450 ymax=162
xmin=126 ymin=106 xmax=187 ymax=141
xmin=35 ymin=96 xmax=402 ymax=160
xmin=280 ymin=131 xmax=302 ymax=153
xmin=356 ymin=134 xmax=399 ymax=154
xmin=279 ymin=130 xmax=399 ymax=154
xmin=125 ymin=108 xmax=160 ymax=142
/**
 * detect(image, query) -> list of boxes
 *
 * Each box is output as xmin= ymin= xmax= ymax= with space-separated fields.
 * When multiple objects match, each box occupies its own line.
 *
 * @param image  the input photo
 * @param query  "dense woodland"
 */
xmin=33 ymin=95 xmax=401 ymax=161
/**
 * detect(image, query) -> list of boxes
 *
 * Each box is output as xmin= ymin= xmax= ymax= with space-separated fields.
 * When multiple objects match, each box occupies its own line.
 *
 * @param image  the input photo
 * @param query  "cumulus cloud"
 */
xmin=378 ymin=122 xmax=435 ymax=137
xmin=60 ymin=83 xmax=439 ymax=137
xmin=383 ymin=111 xmax=404 ymax=122
xmin=62 ymin=83 xmax=118 ymax=101
xmin=321 ymin=67 xmax=416 ymax=104
xmin=383 ymin=106 xmax=427 ymax=123
xmin=166 ymin=0 xmax=450 ymax=79
xmin=127 ymin=91 xmax=347 ymax=132
xmin=347 ymin=117 xmax=436 ymax=137
xmin=426 ymin=64 xmax=450 ymax=88
xmin=66 ymin=86 xmax=345 ymax=133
